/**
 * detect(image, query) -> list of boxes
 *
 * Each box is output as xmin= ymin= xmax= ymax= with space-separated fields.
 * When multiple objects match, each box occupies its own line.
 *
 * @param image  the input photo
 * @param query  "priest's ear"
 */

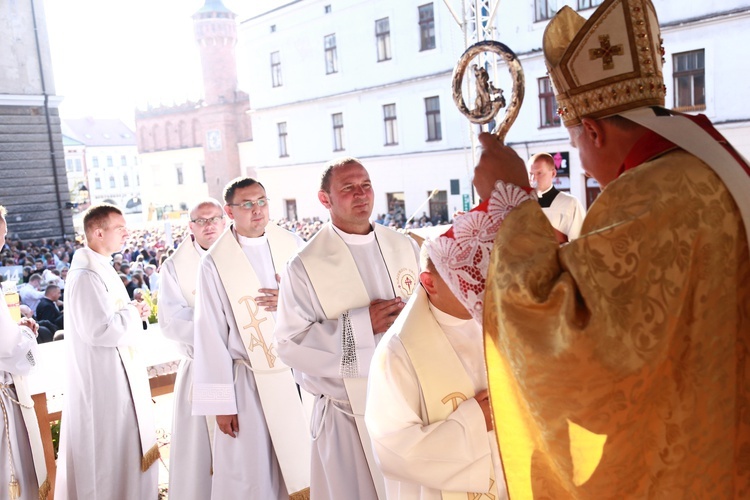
xmin=419 ymin=270 xmax=437 ymax=296
xmin=318 ymin=189 xmax=332 ymax=209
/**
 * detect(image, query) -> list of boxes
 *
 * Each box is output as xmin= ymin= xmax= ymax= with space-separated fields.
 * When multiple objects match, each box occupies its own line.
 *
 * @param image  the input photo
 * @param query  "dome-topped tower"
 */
xmin=193 ymin=0 xmax=238 ymax=106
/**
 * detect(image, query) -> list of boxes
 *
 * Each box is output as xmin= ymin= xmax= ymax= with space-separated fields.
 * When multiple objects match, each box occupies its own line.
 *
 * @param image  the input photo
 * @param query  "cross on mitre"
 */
xmin=589 ymin=34 xmax=624 ymax=70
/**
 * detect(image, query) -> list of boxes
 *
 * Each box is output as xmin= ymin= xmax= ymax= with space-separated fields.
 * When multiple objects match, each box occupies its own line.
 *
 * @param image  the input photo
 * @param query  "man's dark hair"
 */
xmin=320 ymin=157 xmax=363 ymax=193
xmin=83 ymin=204 xmax=122 ymax=238
xmin=44 ymin=284 xmax=60 ymax=296
xmin=223 ymin=177 xmax=265 ymax=204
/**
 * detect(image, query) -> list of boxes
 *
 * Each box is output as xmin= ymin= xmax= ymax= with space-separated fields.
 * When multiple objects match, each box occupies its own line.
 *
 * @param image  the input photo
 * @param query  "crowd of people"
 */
xmin=1 ymin=1 xmax=749 ymax=499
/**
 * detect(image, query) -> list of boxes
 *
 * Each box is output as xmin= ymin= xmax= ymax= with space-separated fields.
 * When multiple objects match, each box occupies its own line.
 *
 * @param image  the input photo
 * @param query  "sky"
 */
xmin=43 ymin=0 xmax=281 ymax=128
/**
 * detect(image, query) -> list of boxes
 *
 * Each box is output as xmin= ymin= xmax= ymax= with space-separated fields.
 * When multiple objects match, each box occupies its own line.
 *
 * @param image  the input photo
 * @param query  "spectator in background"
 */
xmin=19 ymin=273 xmax=45 ymax=314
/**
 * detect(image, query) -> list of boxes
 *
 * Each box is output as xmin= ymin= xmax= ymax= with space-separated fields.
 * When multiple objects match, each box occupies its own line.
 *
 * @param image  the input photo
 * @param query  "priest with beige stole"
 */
xmin=366 ymin=244 xmax=507 ymax=500
xmin=0 ymin=205 xmax=49 ymax=500
xmin=56 ymin=204 xmax=157 ymax=500
xmin=430 ymin=0 xmax=750 ymax=497
xmin=191 ymin=177 xmax=310 ymax=499
xmin=158 ymin=198 xmax=226 ymax=500
xmin=275 ymin=158 xmax=420 ymax=499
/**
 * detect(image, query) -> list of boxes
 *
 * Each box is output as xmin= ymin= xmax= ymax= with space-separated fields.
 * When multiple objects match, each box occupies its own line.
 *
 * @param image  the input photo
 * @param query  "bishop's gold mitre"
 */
xmin=543 ymin=0 xmax=666 ymax=127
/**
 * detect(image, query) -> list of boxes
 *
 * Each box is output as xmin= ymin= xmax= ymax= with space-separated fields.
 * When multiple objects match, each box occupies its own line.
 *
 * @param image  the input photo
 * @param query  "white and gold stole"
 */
xmin=209 ymin=224 xmax=311 ymax=499
xmin=399 ymin=287 xmax=496 ymax=500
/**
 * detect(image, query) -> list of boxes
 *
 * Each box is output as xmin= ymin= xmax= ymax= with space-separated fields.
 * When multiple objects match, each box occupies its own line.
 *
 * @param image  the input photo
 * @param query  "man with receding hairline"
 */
xmin=275 ymin=157 xmax=420 ymax=499
xmin=528 ymin=152 xmax=584 ymax=242
xmin=158 ymin=198 xmax=226 ymax=500
xmin=55 ymin=203 xmax=158 ymax=500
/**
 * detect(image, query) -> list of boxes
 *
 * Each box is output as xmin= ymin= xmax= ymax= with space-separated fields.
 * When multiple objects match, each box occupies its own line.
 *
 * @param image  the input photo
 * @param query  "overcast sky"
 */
xmin=43 ymin=0 xmax=281 ymax=128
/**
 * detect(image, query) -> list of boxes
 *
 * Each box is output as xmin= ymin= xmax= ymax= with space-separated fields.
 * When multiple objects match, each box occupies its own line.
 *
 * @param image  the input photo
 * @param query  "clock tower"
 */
xmin=193 ymin=0 xmax=248 ymax=200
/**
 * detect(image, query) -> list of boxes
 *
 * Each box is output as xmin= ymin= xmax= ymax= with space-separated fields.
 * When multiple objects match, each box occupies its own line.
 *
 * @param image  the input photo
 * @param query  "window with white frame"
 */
xmin=383 ymin=104 xmax=398 ymax=145
xmin=325 ymin=34 xmax=338 ymax=74
xmin=109 ymin=176 xmax=115 ymax=188
xmin=106 ymin=156 xmax=113 ymax=167
xmin=673 ymin=49 xmax=705 ymax=111
xmin=419 ymin=4 xmax=436 ymax=51
xmin=94 ymin=177 xmax=101 ymax=189
xmin=120 ymin=155 xmax=127 ymax=166
xmin=176 ymin=165 xmax=184 ymax=185
xmin=376 ymin=18 xmax=391 ymax=62
xmin=278 ymin=122 xmax=289 ymax=157
xmin=424 ymin=96 xmax=442 ymax=141
xmin=332 ymin=113 xmax=344 ymax=151
xmin=538 ymin=77 xmax=561 ymax=128
xmin=271 ymin=51 xmax=282 ymax=87
xmin=123 ymin=175 xmax=129 ymax=188
xmin=535 ymin=0 xmax=557 ymax=22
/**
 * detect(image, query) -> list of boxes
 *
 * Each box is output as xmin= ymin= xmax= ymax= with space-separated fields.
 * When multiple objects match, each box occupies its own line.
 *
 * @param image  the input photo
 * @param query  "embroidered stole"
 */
xmin=399 ymin=287 xmax=496 ymax=500
xmin=298 ymin=223 xmax=419 ymax=500
xmin=10 ymin=373 xmax=49 ymax=499
xmin=70 ymin=249 xmax=159 ymax=472
xmin=209 ymin=224 xmax=311 ymax=498
xmin=167 ymin=237 xmax=217 ymax=475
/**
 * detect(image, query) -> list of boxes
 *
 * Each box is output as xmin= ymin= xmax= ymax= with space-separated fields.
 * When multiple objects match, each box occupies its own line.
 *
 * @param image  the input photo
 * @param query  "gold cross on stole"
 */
xmin=589 ymin=34 xmax=624 ymax=70
xmin=239 ymin=296 xmax=276 ymax=368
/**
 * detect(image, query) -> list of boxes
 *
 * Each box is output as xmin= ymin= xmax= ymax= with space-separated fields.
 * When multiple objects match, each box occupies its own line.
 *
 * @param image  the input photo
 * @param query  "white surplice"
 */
xmin=55 ymin=247 xmax=157 ymax=500
xmin=366 ymin=294 xmax=508 ymax=500
xmin=158 ymin=240 xmax=211 ymax=500
xmin=538 ymin=186 xmax=585 ymax=240
xmin=192 ymin=229 xmax=303 ymax=500
xmin=0 ymin=298 xmax=39 ymax=500
xmin=275 ymin=224 xmax=419 ymax=500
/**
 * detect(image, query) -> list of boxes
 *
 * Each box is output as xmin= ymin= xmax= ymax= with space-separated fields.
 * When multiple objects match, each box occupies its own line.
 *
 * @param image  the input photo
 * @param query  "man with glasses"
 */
xmin=158 ymin=198 xmax=226 ymax=500
xmin=192 ymin=177 xmax=311 ymax=499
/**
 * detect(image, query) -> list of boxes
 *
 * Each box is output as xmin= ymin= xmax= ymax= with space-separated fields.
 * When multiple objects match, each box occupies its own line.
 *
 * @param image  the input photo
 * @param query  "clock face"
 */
xmin=207 ymin=130 xmax=222 ymax=151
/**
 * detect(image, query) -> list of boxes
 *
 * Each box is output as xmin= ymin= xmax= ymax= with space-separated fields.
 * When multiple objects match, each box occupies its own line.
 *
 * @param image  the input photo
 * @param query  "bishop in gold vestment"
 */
xmin=430 ymin=0 xmax=750 ymax=497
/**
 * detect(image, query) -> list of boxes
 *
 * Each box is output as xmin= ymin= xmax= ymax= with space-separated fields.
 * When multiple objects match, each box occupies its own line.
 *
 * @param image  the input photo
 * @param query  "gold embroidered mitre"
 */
xmin=543 ymin=0 xmax=665 ymax=127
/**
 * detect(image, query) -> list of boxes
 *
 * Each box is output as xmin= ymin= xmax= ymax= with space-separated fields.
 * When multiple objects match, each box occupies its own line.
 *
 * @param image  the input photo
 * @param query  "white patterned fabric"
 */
xmin=427 ymin=182 xmax=535 ymax=325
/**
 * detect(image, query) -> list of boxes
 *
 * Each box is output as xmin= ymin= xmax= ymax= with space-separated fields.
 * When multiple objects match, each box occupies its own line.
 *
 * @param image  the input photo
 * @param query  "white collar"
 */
xmin=332 ymin=223 xmax=374 ymax=245
xmin=192 ymin=240 xmax=208 ymax=256
xmin=237 ymin=232 xmax=268 ymax=247
xmin=428 ymin=299 xmax=473 ymax=328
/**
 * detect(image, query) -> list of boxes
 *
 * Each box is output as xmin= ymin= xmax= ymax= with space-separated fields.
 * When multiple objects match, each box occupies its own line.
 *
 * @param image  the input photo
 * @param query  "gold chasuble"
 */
xmin=399 ymin=287 xmax=495 ymax=500
xmin=484 ymin=152 xmax=750 ymax=498
xmin=298 ymin=223 xmax=419 ymax=500
xmin=209 ymin=224 xmax=311 ymax=499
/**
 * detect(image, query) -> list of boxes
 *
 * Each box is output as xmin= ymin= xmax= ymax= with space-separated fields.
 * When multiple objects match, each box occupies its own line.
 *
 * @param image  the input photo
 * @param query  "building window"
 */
xmin=270 ymin=25 xmax=276 ymax=33
xmin=535 ymin=0 xmax=557 ymax=22
xmin=136 ymin=174 xmax=140 ymax=186
xmin=418 ymin=4 xmax=436 ymax=51
xmin=176 ymin=165 xmax=184 ymax=185
xmin=201 ymin=165 xmax=206 ymax=183
xmin=94 ymin=177 xmax=101 ymax=189
xmin=577 ymin=0 xmax=603 ymax=9
xmin=324 ymin=4 xmax=331 ymax=13
xmin=424 ymin=96 xmax=442 ymax=141
xmin=673 ymin=49 xmax=705 ymax=111
xmin=383 ymin=104 xmax=398 ymax=145
xmin=120 ymin=155 xmax=127 ymax=166
xmin=539 ymin=77 xmax=561 ymax=128
xmin=332 ymin=113 xmax=344 ymax=151
xmin=278 ymin=122 xmax=289 ymax=157
xmin=66 ymin=159 xmax=73 ymax=171
xmin=92 ymin=156 xmax=99 ymax=168
xmin=376 ymin=18 xmax=391 ymax=62
xmin=75 ymin=159 xmax=82 ymax=172
xmin=109 ymin=176 xmax=116 ymax=188
xmin=325 ymin=34 xmax=338 ymax=74
xmin=106 ymin=156 xmax=113 ymax=167
xmin=271 ymin=51 xmax=282 ymax=87
xmin=123 ymin=175 xmax=129 ymax=188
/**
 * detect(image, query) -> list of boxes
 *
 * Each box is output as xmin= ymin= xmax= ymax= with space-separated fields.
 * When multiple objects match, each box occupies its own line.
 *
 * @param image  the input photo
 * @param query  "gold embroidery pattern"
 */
xmin=441 ymin=392 xmax=468 ymax=411
xmin=588 ymin=35 xmax=624 ymax=70
xmin=468 ymin=478 xmax=496 ymax=499
xmin=238 ymin=296 xmax=276 ymax=368
xmin=484 ymin=152 xmax=750 ymax=498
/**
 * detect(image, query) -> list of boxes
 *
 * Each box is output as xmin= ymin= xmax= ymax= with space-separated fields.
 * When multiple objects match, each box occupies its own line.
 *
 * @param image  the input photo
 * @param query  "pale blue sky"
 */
xmin=43 ymin=0 xmax=275 ymax=127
